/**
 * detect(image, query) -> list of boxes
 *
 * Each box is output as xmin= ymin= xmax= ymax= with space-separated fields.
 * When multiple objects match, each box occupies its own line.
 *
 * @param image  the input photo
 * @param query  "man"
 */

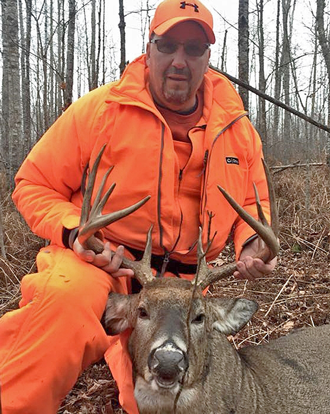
xmin=0 ymin=0 xmax=276 ymax=413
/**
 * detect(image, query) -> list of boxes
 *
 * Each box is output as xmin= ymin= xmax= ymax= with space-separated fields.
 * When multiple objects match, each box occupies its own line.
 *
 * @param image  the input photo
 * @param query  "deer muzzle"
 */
xmin=148 ymin=341 xmax=188 ymax=389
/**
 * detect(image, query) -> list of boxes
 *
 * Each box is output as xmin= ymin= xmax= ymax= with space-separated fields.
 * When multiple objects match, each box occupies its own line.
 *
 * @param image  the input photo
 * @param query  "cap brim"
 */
xmin=153 ymin=17 xmax=215 ymax=44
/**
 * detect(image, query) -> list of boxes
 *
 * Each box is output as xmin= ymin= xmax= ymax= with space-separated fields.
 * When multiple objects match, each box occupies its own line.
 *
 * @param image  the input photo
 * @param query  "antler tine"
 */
xmin=193 ymin=226 xmax=237 ymax=289
xmin=218 ymin=184 xmax=279 ymax=259
xmin=121 ymin=225 xmax=155 ymax=285
xmin=262 ymin=158 xmax=279 ymax=237
xmin=192 ymin=227 xmax=207 ymax=286
xmin=80 ymin=144 xmax=107 ymax=227
xmin=78 ymin=195 xmax=151 ymax=252
xmin=78 ymin=145 xmax=151 ymax=252
xmin=197 ymin=162 xmax=280 ymax=290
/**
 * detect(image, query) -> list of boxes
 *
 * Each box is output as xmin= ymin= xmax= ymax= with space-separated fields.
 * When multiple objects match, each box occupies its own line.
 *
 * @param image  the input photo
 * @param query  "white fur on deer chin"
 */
xmin=136 ymin=373 xmax=181 ymax=393
xmin=134 ymin=376 xmax=199 ymax=412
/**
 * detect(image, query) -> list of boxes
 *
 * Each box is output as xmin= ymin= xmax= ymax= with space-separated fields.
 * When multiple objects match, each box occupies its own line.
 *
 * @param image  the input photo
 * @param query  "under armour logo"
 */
xmin=180 ymin=2 xmax=199 ymax=12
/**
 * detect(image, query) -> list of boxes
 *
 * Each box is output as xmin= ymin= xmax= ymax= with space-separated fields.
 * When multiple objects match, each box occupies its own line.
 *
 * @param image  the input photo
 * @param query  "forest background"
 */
xmin=0 ymin=0 xmax=330 ymax=412
xmin=1 ymin=0 xmax=330 ymax=184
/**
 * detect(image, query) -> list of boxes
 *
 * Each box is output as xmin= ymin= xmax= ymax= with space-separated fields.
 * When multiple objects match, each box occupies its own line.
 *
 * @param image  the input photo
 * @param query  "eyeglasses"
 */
xmin=150 ymin=38 xmax=210 ymax=57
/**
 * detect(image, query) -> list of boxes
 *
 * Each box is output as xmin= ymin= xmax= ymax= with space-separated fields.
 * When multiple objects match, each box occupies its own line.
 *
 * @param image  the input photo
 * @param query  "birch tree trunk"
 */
xmin=18 ymin=0 xmax=32 ymax=155
xmin=1 ymin=0 xmax=22 ymax=187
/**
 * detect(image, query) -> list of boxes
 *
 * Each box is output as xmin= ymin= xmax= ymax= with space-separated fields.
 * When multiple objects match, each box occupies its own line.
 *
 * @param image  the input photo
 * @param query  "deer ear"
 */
xmin=207 ymin=298 xmax=258 ymax=336
xmin=104 ymin=292 xmax=136 ymax=335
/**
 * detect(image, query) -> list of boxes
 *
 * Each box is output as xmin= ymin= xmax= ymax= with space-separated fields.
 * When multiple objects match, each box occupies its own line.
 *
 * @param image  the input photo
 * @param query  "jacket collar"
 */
xmin=106 ymin=54 xmax=246 ymax=129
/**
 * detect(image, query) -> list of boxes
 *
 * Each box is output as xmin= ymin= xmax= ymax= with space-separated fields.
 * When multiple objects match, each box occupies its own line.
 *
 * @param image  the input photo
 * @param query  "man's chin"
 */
xmin=163 ymin=90 xmax=191 ymax=109
xmin=164 ymin=91 xmax=190 ymax=111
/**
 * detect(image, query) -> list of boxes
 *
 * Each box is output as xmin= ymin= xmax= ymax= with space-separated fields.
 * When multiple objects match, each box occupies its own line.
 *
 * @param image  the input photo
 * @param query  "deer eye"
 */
xmin=192 ymin=313 xmax=205 ymax=324
xmin=137 ymin=306 xmax=149 ymax=320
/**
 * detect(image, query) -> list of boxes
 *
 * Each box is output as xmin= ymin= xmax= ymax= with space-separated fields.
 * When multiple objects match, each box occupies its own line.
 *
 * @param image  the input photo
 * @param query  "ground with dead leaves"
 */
xmin=0 ymin=167 xmax=329 ymax=413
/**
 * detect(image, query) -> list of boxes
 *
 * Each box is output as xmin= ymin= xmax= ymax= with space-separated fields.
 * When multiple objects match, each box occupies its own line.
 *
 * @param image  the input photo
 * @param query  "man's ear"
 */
xmin=204 ymin=49 xmax=211 ymax=74
xmin=146 ymin=42 xmax=151 ymax=67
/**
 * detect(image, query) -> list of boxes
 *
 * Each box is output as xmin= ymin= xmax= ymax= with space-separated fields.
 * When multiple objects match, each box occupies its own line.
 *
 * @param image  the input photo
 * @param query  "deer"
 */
xmin=80 ymin=147 xmax=330 ymax=414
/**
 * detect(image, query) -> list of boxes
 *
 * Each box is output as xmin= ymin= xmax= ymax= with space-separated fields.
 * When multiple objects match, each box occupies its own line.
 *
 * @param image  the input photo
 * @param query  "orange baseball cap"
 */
xmin=149 ymin=0 xmax=216 ymax=44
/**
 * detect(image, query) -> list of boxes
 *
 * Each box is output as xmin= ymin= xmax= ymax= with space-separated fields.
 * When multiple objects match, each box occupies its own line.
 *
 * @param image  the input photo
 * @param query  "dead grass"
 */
xmin=0 ymin=194 xmax=42 ymax=314
xmin=0 ymin=166 xmax=329 ymax=413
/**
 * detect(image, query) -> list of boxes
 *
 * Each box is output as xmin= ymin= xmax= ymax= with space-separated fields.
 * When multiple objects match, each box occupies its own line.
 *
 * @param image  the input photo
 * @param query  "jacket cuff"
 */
xmin=241 ymin=233 xmax=258 ymax=248
xmin=62 ymin=227 xmax=79 ymax=249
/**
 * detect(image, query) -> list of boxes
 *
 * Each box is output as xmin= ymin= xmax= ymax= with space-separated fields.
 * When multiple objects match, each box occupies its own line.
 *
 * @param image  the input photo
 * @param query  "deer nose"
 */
xmin=148 ymin=342 xmax=188 ymax=387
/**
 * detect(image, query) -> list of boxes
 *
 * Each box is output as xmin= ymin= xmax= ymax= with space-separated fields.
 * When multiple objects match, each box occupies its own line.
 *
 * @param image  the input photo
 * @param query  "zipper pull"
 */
xmin=179 ymin=169 xmax=183 ymax=181
xmin=203 ymin=150 xmax=209 ymax=168
xmin=198 ymin=150 xmax=209 ymax=177
xmin=159 ymin=252 xmax=170 ymax=277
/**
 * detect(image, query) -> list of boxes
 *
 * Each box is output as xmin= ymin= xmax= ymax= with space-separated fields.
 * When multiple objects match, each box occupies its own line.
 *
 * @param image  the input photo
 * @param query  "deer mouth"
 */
xmin=154 ymin=375 xmax=178 ymax=389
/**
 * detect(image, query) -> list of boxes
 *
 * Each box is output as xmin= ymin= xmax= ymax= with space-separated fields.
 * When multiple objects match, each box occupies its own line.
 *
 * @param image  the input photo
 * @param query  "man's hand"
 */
xmin=234 ymin=238 xmax=277 ymax=281
xmin=73 ymin=238 xmax=134 ymax=278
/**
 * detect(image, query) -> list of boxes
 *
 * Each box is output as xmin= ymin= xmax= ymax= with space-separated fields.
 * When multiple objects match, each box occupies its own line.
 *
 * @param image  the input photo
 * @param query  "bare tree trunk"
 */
xmin=272 ymin=0 xmax=281 ymax=156
xmin=96 ymin=0 xmax=102 ymax=85
xmin=90 ymin=0 xmax=97 ymax=90
xmin=49 ymin=0 xmax=55 ymax=124
xmin=316 ymin=0 xmax=330 ymax=165
xmin=83 ymin=6 xmax=91 ymax=88
xmin=119 ymin=0 xmax=126 ymax=76
xmin=43 ymin=0 xmax=50 ymax=130
xmin=1 ymin=0 xmax=22 ymax=187
xmin=64 ymin=0 xmax=76 ymax=108
xmin=220 ymin=30 xmax=228 ymax=72
xmin=256 ymin=0 xmax=267 ymax=153
xmin=57 ymin=0 xmax=64 ymax=116
xmin=238 ymin=0 xmax=249 ymax=110
xmin=59 ymin=0 xmax=66 ymax=113
xmin=36 ymin=43 xmax=43 ymax=138
xmin=18 ymin=0 xmax=32 ymax=156
xmin=281 ymin=0 xmax=292 ymax=162
xmin=102 ymin=0 xmax=106 ymax=84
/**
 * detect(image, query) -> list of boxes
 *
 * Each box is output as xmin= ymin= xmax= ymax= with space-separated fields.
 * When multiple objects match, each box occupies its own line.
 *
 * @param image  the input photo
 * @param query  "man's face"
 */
xmin=146 ymin=21 xmax=210 ymax=112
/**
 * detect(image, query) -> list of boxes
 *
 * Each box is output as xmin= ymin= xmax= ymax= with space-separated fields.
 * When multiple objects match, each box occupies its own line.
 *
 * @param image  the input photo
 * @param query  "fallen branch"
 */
xmin=270 ymin=162 xmax=324 ymax=173
xmin=210 ymin=65 xmax=330 ymax=134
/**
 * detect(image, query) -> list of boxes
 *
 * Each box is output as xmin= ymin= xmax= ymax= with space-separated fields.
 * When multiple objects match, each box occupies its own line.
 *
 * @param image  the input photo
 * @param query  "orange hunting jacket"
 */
xmin=12 ymin=54 xmax=270 ymax=264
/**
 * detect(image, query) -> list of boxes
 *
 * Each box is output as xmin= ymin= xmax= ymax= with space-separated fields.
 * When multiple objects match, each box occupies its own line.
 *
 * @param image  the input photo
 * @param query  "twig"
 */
xmin=271 ymin=163 xmax=324 ymax=173
xmin=264 ymin=274 xmax=293 ymax=318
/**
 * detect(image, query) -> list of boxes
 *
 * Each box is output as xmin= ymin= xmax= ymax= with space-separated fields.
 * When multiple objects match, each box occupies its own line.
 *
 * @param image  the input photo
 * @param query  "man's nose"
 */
xmin=171 ymin=45 xmax=187 ymax=69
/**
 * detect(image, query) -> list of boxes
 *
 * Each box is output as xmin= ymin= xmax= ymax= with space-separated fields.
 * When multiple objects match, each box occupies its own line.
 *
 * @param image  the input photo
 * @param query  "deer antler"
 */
xmin=121 ymin=226 xmax=155 ymax=285
xmin=194 ymin=160 xmax=280 ymax=290
xmin=78 ymin=145 xmax=154 ymax=285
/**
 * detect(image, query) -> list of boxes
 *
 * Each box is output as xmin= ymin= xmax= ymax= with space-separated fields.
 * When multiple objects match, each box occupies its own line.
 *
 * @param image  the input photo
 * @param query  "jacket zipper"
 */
xmin=199 ymin=149 xmax=209 ymax=215
xmin=157 ymin=124 xmax=184 ymax=272
xmin=157 ymin=123 xmax=165 ymax=250
xmin=157 ymin=124 xmax=196 ymax=266
xmin=200 ymin=112 xmax=248 ymax=227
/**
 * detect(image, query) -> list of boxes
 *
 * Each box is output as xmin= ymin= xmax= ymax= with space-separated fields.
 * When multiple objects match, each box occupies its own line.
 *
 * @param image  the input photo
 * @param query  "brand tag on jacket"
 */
xmin=226 ymin=157 xmax=239 ymax=165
